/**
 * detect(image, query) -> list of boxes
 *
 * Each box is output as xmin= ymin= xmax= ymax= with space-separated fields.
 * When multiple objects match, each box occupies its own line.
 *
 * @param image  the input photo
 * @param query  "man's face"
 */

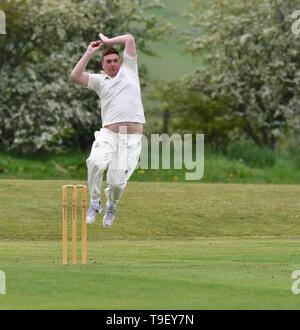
xmin=102 ymin=54 xmax=121 ymax=77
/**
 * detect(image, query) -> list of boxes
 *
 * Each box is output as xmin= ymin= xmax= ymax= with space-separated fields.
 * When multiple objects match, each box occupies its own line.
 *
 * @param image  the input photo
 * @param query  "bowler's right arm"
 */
xmin=70 ymin=41 xmax=103 ymax=87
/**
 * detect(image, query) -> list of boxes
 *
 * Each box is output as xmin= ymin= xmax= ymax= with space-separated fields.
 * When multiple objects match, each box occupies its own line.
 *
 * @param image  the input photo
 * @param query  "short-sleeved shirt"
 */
xmin=87 ymin=51 xmax=146 ymax=127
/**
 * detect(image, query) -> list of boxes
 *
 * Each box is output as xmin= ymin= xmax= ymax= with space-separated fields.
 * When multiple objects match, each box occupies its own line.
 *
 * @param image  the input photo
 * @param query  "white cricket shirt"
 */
xmin=87 ymin=51 xmax=146 ymax=127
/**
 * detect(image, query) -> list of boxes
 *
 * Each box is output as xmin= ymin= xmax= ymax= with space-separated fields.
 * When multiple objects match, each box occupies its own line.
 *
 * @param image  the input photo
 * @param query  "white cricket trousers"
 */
xmin=86 ymin=128 xmax=142 ymax=207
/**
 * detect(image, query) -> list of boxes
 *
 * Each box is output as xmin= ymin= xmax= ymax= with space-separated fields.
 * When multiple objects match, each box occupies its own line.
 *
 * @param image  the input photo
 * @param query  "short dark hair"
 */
xmin=101 ymin=47 xmax=120 ymax=62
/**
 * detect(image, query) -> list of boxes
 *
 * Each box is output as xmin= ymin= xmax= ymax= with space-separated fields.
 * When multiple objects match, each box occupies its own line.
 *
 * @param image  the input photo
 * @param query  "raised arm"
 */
xmin=99 ymin=33 xmax=136 ymax=57
xmin=70 ymin=40 xmax=103 ymax=87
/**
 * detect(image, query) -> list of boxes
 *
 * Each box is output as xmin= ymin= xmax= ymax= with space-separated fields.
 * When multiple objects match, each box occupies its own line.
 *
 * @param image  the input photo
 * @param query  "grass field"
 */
xmin=1 ymin=180 xmax=300 ymax=309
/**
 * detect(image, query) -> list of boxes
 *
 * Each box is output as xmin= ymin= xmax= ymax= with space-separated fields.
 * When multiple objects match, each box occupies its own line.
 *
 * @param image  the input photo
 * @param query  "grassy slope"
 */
xmin=1 ymin=180 xmax=300 ymax=240
xmin=0 ymin=180 xmax=300 ymax=309
xmin=140 ymin=0 xmax=202 ymax=82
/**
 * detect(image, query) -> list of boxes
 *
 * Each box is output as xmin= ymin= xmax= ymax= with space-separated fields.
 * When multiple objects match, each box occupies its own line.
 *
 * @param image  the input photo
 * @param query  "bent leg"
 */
xmin=86 ymin=130 xmax=115 ymax=206
xmin=105 ymin=134 xmax=142 ymax=205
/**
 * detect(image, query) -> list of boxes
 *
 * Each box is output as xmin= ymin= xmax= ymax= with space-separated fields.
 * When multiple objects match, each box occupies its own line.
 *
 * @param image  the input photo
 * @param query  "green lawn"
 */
xmin=1 ymin=239 xmax=300 ymax=309
xmin=1 ymin=180 xmax=300 ymax=309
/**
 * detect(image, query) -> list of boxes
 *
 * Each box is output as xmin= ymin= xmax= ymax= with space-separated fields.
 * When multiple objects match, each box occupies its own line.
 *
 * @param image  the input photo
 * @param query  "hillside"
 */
xmin=140 ymin=0 xmax=203 ymax=81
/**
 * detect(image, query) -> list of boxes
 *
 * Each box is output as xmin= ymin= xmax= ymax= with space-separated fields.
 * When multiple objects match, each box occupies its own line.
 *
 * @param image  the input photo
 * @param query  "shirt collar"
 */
xmin=101 ymin=71 xmax=111 ymax=80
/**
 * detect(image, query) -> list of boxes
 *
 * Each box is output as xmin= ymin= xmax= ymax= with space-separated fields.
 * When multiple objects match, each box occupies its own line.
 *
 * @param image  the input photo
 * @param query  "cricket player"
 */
xmin=70 ymin=33 xmax=145 ymax=227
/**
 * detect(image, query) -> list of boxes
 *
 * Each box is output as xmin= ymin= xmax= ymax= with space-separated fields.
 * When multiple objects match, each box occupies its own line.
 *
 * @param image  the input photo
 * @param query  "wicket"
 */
xmin=62 ymin=185 xmax=87 ymax=265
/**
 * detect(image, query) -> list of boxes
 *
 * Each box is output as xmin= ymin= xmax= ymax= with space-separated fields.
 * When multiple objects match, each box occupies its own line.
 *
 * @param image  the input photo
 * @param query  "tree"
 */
xmin=0 ymin=0 xmax=170 ymax=154
xmin=180 ymin=0 xmax=300 ymax=148
xmin=150 ymin=79 xmax=241 ymax=148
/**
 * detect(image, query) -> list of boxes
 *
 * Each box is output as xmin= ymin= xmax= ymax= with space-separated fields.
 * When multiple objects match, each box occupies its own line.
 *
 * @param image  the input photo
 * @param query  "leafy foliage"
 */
xmin=151 ymin=79 xmax=242 ymax=148
xmin=180 ymin=0 xmax=300 ymax=147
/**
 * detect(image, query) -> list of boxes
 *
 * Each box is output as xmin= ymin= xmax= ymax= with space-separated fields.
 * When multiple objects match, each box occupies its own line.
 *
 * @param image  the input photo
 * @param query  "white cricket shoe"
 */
xmin=86 ymin=202 xmax=102 ymax=224
xmin=103 ymin=203 xmax=116 ymax=228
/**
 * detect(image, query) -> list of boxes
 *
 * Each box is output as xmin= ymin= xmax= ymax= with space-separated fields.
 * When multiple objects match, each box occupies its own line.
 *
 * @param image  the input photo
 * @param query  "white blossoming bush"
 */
xmin=180 ymin=0 xmax=300 ymax=147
